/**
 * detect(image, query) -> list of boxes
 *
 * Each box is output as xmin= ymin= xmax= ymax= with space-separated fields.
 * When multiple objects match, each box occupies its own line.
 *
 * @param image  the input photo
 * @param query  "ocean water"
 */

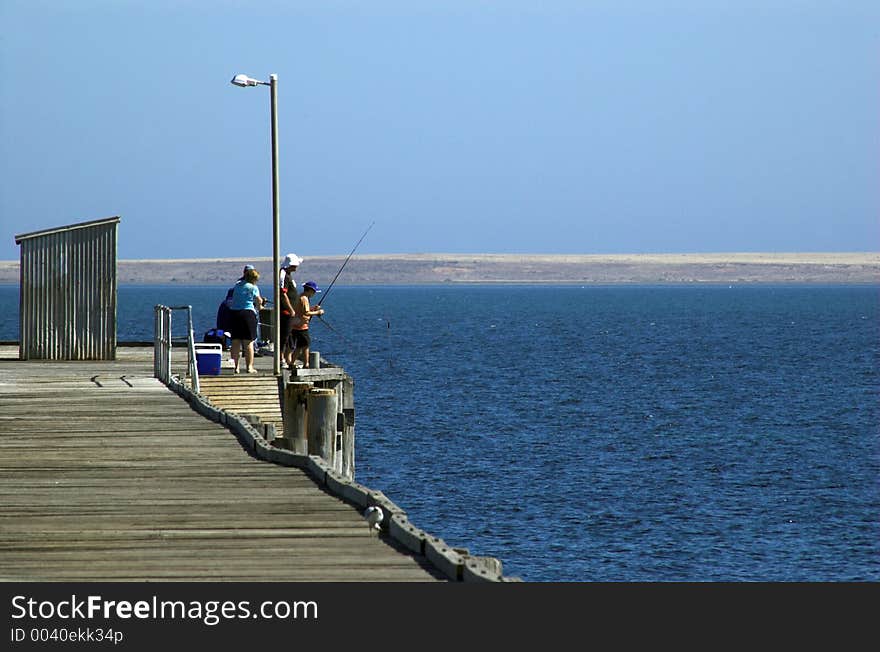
xmin=1 ymin=283 xmax=878 ymax=581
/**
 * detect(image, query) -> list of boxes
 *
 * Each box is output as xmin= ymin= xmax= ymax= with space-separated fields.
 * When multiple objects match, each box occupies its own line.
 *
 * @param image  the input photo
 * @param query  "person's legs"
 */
xmin=245 ymin=340 xmax=256 ymax=372
xmin=280 ymin=313 xmax=292 ymax=366
xmin=299 ymin=330 xmax=311 ymax=368
xmin=239 ymin=310 xmax=257 ymax=373
xmin=230 ymin=339 xmax=241 ymax=373
xmin=281 ymin=338 xmax=290 ymax=367
xmin=284 ymin=333 xmax=296 ymax=367
xmin=289 ymin=330 xmax=308 ymax=369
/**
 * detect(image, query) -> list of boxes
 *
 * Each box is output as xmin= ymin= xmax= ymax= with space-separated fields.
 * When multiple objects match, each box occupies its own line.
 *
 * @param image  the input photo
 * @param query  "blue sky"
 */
xmin=1 ymin=0 xmax=878 ymax=260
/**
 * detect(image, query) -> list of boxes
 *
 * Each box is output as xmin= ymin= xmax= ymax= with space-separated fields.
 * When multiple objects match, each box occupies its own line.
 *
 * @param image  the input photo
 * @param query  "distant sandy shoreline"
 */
xmin=1 ymin=252 xmax=878 ymax=285
xmin=17 ymin=252 xmax=874 ymax=265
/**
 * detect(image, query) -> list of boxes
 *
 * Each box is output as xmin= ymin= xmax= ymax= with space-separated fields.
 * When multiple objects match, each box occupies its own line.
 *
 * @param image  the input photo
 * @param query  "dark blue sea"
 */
xmin=2 ymin=284 xmax=878 ymax=581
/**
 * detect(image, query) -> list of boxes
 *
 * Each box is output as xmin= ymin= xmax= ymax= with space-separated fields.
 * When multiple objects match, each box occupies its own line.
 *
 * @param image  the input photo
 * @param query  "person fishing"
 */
xmin=289 ymin=280 xmax=324 ymax=370
xmin=279 ymin=253 xmax=303 ymax=368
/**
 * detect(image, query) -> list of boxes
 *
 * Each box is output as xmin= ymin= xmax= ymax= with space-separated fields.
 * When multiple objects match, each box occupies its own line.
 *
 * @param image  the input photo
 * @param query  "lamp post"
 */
xmin=230 ymin=73 xmax=282 ymax=376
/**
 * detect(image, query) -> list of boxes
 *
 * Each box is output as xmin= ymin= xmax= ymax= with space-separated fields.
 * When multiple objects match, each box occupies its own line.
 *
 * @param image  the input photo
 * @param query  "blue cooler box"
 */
xmin=194 ymin=343 xmax=222 ymax=375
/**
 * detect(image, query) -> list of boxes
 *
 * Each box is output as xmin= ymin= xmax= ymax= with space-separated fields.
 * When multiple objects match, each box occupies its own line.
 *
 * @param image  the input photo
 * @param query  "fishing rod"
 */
xmin=318 ymin=221 xmax=374 ymax=307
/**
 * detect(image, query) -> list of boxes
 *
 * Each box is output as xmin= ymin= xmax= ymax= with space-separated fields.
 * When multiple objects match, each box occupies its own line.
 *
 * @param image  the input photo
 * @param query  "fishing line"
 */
xmin=385 ymin=316 xmax=393 ymax=370
xmin=314 ymin=314 xmax=392 ymax=376
xmin=318 ymin=221 xmax=374 ymax=307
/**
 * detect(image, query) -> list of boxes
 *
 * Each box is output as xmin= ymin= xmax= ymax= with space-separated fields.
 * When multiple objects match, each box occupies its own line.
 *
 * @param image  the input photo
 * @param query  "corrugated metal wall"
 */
xmin=15 ymin=217 xmax=119 ymax=360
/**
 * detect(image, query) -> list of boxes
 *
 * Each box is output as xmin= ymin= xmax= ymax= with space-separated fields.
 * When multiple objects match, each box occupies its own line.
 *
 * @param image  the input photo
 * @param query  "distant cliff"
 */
xmin=1 ymin=253 xmax=878 ymax=285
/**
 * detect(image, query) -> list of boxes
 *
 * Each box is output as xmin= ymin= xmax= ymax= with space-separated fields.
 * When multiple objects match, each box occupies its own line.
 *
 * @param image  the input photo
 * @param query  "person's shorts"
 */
xmin=230 ymin=309 xmax=258 ymax=341
xmin=291 ymin=329 xmax=310 ymax=349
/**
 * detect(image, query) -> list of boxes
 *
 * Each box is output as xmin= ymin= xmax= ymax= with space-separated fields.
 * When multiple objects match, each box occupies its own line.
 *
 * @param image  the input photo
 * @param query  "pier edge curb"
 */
xmin=166 ymin=376 xmax=516 ymax=582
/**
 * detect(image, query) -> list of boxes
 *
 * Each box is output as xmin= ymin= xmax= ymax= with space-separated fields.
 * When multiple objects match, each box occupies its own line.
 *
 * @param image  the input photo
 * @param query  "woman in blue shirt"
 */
xmin=229 ymin=267 xmax=264 ymax=374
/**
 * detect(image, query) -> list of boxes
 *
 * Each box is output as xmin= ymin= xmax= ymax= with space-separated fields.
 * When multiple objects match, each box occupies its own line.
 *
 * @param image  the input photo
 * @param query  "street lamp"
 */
xmin=230 ymin=72 xmax=282 ymax=376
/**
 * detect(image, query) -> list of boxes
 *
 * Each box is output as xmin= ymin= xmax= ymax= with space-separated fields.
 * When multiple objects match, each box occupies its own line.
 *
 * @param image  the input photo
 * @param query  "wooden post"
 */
xmin=309 ymin=351 xmax=320 ymax=369
xmin=307 ymin=387 xmax=337 ymax=465
xmin=341 ymin=376 xmax=355 ymax=480
xmin=282 ymin=382 xmax=312 ymax=454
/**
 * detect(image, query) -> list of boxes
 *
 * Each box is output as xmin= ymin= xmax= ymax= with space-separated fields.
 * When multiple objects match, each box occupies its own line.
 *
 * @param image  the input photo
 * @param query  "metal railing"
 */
xmin=154 ymin=304 xmax=199 ymax=393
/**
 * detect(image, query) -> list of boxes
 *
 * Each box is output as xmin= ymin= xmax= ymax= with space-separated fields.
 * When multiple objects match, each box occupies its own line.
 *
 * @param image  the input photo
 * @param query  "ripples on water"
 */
xmin=328 ymin=285 xmax=879 ymax=581
xmin=1 ymin=283 xmax=877 ymax=581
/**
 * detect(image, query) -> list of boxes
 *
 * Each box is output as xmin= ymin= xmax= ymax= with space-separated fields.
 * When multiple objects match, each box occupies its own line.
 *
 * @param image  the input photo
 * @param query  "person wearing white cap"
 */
xmin=279 ymin=253 xmax=303 ymax=368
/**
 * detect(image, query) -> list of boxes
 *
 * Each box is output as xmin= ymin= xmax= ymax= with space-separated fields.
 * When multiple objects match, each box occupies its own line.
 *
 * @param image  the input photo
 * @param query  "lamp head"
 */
xmin=230 ymin=74 xmax=261 ymax=87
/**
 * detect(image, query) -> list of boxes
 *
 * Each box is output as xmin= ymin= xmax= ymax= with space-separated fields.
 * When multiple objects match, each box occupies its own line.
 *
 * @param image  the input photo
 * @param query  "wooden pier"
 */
xmin=0 ymin=346 xmax=447 ymax=581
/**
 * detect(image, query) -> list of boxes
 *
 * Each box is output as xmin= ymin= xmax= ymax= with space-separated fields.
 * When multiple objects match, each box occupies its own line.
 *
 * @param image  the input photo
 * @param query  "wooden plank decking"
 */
xmin=0 ymin=347 xmax=444 ymax=581
xmin=189 ymin=374 xmax=283 ymax=434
